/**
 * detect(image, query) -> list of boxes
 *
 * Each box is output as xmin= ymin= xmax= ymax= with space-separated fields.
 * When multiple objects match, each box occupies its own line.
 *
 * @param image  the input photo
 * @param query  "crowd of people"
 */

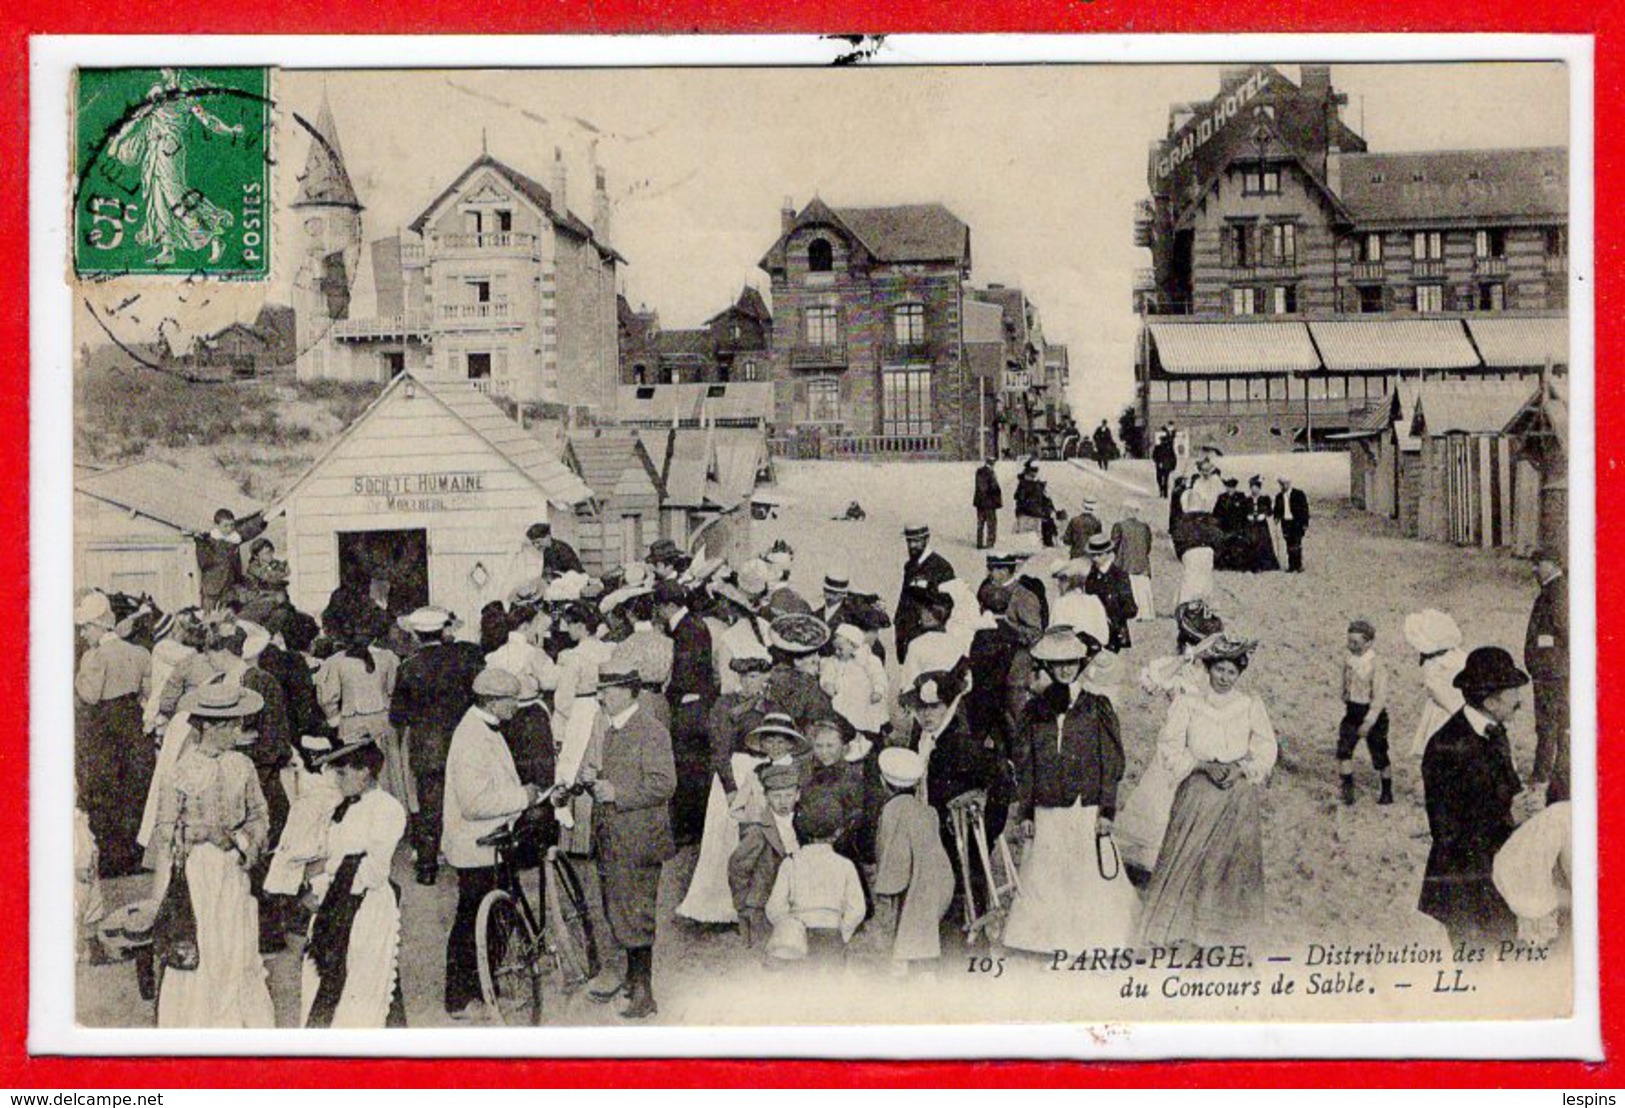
xmin=69 ymin=442 xmax=1573 ymax=1029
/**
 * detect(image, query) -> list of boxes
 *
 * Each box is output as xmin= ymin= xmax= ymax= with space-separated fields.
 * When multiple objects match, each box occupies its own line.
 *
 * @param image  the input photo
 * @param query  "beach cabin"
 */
xmin=1502 ymin=375 xmax=1569 ymax=559
xmin=634 ymin=425 xmax=776 ymax=563
xmin=1411 ymin=381 xmax=1537 ymax=549
xmin=273 ymin=373 xmax=592 ymax=633
xmin=75 ymin=459 xmax=264 ymax=611
xmin=563 ymin=428 xmax=667 ymax=574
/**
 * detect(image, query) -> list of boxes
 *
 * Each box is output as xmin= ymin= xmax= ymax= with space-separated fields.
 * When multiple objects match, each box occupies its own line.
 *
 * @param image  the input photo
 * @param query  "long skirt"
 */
xmin=156 ymin=844 xmax=276 ymax=1029
xmin=1114 ymin=756 xmax=1180 ymax=874
xmin=1177 ymin=548 xmax=1215 ymax=606
xmin=341 ymin=713 xmax=415 ymax=813
xmin=299 ymin=886 xmax=402 ymax=1028
xmin=1267 ymin=518 xmax=1289 ymax=570
xmin=1138 ymin=772 xmax=1265 ymax=949
xmin=1245 ymin=521 xmax=1280 ymax=573
xmin=1129 ymin=574 xmax=1155 ymax=622
xmin=676 ymin=754 xmax=760 ymax=923
xmin=1003 ymin=802 xmax=1140 ymax=953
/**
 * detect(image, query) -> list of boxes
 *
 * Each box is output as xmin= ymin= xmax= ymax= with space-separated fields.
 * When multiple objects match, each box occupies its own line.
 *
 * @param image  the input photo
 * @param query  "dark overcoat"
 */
xmin=595 ymin=704 xmax=677 ymax=948
xmin=1419 ymin=709 xmax=1521 ymax=943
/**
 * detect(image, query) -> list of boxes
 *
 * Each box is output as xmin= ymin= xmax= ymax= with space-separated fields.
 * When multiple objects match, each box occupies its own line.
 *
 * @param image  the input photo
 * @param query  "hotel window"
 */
xmin=807 ymin=377 xmax=841 ymax=424
xmin=1225 ymin=223 xmax=1255 ymax=268
xmin=1478 ymin=283 xmax=1506 ymax=311
xmin=1357 ymin=234 xmax=1384 ymax=263
xmin=1357 ymin=285 xmax=1385 ymax=314
xmin=808 ymin=238 xmax=834 ymax=273
xmin=804 ymin=305 xmax=840 ymax=346
xmin=1271 ymin=285 xmax=1297 ymax=315
xmin=1231 ymin=287 xmax=1262 ymax=316
xmin=1412 ymin=231 xmax=1444 ymax=261
xmin=466 ymin=352 xmax=492 ymax=381
xmin=1269 ymin=223 xmax=1298 ymax=266
xmin=893 ymin=303 xmax=926 ymax=345
xmin=1475 ymin=228 xmax=1507 ymax=259
xmin=1242 ymin=164 xmax=1282 ymax=195
xmin=1415 ymin=284 xmax=1445 ymax=313
xmin=882 ymin=368 xmax=933 ymax=435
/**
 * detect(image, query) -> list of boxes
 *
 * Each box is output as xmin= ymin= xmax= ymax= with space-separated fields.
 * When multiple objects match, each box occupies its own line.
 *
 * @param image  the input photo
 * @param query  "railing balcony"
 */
xmin=438 ymin=300 xmax=514 ymax=322
xmin=823 ymin=432 xmax=945 ymax=460
xmin=1474 ymin=256 xmax=1510 ymax=277
xmin=332 ymin=313 xmax=431 ymax=342
xmin=468 ymin=377 xmax=505 ymax=396
xmin=400 ymin=241 xmax=427 ymax=265
xmin=1349 ymin=261 xmax=1385 ymax=281
xmin=879 ymin=341 xmax=933 ymax=365
xmin=790 ymin=343 xmax=848 ymax=369
xmin=1413 ymin=259 xmax=1447 ymax=279
xmin=436 ymin=232 xmax=539 ymax=254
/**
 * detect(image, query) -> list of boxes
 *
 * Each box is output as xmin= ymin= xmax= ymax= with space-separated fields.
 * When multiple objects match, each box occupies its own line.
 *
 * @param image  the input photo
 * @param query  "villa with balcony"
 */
xmin=1134 ymin=64 xmax=1568 ymax=452
xmin=304 ymin=149 xmax=624 ymax=414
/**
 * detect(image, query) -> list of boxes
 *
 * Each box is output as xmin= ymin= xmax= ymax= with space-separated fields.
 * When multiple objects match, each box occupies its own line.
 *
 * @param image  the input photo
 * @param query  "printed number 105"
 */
xmin=967 ymin=956 xmax=1006 ymax=978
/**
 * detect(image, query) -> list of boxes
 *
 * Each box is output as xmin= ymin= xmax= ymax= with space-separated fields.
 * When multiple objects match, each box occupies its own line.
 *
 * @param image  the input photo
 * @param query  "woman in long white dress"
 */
xmin=1115 ymin=600 xmax=1226 ymax=877
xmin=1138 ymin=635 xmax=1278 ymax=949
xmin=1003 ymin=628 xmax=1140 ymax=953
xmin=300 ymin=738 xmax=409 ymax=1028
xmin=150 ymin=683 xmax=275 ymax=1029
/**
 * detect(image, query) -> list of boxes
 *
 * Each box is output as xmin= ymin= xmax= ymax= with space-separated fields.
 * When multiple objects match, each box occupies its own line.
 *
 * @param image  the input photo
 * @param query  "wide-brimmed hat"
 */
xmin=545 ymin=571 xmax=592 ymax=603
xmin=599 ymin=583 xmax=654 ymax=614
xmin=179 ymin=683 xmax=264 ymax=720
xmin=899 ymin=668 xmax=965 ymax=712
xmin=1083 ymin=534 xmax=1115 ymax=558
xmin=747 ymin=713 xmax=811 ymax=756
xmin=312 ymin=734 xmax=379 ymax=768
xmin=1453 ymin=646 xmax=1530 ymax=695
xmin=399 ymin=606 xmax=454 ymax=635
xmin=1030 ymin=627 xmax=1097 ymax=665
xmin=878 ymin=747 xmax=926 ymax=789
xmin=1199 ymin=634 xmax=1258 ymax=667
xmin=597 ymin=661 xmax=641 ymax=690
xmin=1404 ymin=609 xmax=1464 ymax=655
xmin=1050 ymin=558 xmax=1091 ymax=580
xmin=728 ymin=652 xmax=774 ymax=675
xmin=768 ymin=613 xmax=831 ymax=654
xmin=1175 ymin=599 xmax=1225 ymax=642
xmin=74 ymin=591 xmax=112 ymax=627
xmin=472 ymin=667 xmax=523 ymax=699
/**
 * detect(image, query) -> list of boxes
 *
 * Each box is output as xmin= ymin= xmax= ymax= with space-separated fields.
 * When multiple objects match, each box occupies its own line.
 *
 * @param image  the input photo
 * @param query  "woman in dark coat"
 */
xmin=1419 ymin=647 xmax=1530 ymax=950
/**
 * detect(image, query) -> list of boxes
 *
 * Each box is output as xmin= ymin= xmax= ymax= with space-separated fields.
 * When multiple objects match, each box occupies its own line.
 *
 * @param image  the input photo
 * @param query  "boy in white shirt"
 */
xmin=765 ymin=793 xmax=866 ymax=967
xmin=1339 ymin=619 xmax=1392 ymax=807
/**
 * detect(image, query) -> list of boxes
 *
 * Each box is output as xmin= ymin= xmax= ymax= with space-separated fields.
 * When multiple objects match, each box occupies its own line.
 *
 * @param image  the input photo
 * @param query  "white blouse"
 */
xmin=1157 ymin=688 xmax=1278 ymax=785
xmin=312 ymin=788 xmax=407 ymax=899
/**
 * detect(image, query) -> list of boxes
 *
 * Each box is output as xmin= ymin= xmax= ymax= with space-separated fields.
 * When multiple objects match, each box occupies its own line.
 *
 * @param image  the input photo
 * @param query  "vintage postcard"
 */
xmin=30 ymin=36 xmax=1598 ymax=1058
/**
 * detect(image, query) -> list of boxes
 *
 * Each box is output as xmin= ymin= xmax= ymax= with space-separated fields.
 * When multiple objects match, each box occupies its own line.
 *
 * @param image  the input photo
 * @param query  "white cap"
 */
xmin=878 ymin=747 xmax=926 ymax=789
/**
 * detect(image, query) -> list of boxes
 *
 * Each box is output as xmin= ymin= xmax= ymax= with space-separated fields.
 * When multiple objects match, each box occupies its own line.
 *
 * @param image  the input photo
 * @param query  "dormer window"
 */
xmin=1242 ymin=163 xmax=1281 ymax=196
xmin=808 ymin=238 xmax=834 ymax=273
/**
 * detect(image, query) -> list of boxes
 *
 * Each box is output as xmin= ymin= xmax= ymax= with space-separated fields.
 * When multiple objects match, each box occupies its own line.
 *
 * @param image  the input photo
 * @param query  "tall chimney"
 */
xmin=781 ymin=196 xmax=795 ymax=234
xmin=593 ymin=163 xmax=611 ymax=244
xmin=552 ymin=145 xmax=568 ymax=214
xmin=1326 ymin=146 xmax=1344 ymax=198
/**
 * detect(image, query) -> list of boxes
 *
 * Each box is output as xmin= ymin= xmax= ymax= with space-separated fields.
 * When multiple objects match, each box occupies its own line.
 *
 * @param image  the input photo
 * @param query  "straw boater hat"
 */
xmin=1081 ymin=498 xmax=1098 ymax=514
xmin=823 ymin=568 xmax=850 ymax=595
xmin=1404 ymin=610 xmax=1464 ymax=656
xmin=747 ymin=713 xmax=811 ymax=757
xmin=312 ymin=734 xmax=380 ymax=769
xmin=902 ymin=522 xmax=930 ymax=541
xmin=1083 ymin=534 xmax=1115 ymax=558
xmin=1030 ymin=626 xmax=1098 ymax=666
xmin=399 ymin=606 xmax=454 ymax=636
xmin=179 ymin=683 xmax=265 ymax=721
xmin=1453 ymin=646 xmax=1530 ymax=696
xmin=768 ymin=613 xmax=831 ymax=655
xmin=878 ymin=747 xmax=926 ymax=789
xmin=597 ymin=661 xmax=642 ymax=691
xmin=985 ymin=552 xmax=1024 ymax=572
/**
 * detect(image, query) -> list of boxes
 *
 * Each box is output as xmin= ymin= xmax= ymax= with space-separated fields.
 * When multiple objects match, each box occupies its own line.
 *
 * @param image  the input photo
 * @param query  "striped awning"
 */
xmin=1466 ymin=316 xmax=1569 ymax=368
xmin=1307 ymin=319 xmax=1480 ymax=372
xmin=1147 ymin=322 xmax=1320 ymax=376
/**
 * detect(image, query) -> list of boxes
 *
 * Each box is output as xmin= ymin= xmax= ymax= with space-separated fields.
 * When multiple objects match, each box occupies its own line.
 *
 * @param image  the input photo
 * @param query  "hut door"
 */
xmin=337 ymin=529 xmax=430 ymax=615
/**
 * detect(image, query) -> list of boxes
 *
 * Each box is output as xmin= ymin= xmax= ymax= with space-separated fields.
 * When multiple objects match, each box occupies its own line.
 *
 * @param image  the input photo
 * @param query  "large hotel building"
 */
xmin=1134 ymin=65 xmax=1568 ymax=452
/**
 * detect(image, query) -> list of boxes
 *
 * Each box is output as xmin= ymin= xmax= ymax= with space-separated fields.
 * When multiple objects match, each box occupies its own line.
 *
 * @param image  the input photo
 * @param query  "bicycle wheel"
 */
xmin=545 ymin=851 xmax=601 ymax=988
xmin=475 ymin=889 xmax=542 ymax=1026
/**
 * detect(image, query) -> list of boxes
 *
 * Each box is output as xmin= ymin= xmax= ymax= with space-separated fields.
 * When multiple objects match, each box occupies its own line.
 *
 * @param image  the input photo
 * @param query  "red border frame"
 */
xmin=7 ymin=9 xmax=1616 ymax=1088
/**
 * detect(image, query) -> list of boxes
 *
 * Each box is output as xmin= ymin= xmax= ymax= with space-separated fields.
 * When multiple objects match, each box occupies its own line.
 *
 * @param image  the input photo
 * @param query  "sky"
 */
xmin=273 ymin=61 xmax=1568 ymax=425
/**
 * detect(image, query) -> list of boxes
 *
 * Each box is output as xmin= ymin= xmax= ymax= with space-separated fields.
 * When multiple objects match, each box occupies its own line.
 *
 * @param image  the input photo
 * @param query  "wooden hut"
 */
xmin=1338 ymin=381 xmax=1423 ymax=534
xmin=272 ymin=373 xmax=592 ymax=634
xmin=74 ymin=459 xmax=264 ymax=611
xmin=634 ymin=425 xmax=775 ymax=561
xmin=563 ymin=428 xmax=667 ymax=574
xmin=1411 ymin=381 xmax=1536 ymax=548
xmin=1502 ymin=374 xmax=1569 ymax=559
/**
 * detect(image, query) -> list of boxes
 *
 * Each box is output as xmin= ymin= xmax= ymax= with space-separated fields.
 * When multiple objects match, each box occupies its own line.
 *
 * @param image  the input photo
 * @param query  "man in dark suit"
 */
xmin=1082 ymin=533 xmax=1138 ymax=652
xmin=1419 ymin=647 xmax=1529 ymax=951
xmin=1063 ymin=498 xmax=1103 ymax=558
xmin=973 ymin=459 xmax=1002 ymax=550
xmin=587 ymin=662 xmax=676 ymax=1020
xmin=1524 ymin=549 xmax=1570 ymax=803
xmin=656 ymin=579 xmax=718 ymax=848
xmin=895 ymin=524 xmax=955 ymax=664
xmin=1152 ymin=430 xmax=1177 ymax=498
xmin=389 ymin=606 xmax=487 ymax=885
xmin=190 ymin=507 xmax=268 ymax=611
xmin=1273 ymin=476 xmax=1311 ymax=573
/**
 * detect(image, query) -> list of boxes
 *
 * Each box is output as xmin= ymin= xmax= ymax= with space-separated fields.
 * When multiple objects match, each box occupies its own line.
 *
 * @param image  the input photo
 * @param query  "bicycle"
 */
xmin=473 ymin=801 xmax=601 ymax=1026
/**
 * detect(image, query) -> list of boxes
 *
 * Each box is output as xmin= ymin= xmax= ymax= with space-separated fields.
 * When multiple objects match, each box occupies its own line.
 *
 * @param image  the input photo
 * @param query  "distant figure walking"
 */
xmin=973 ymin=459 xmax=1002 ymax=551
xmin=1273 ymin=477 xmax=1311 ymax=573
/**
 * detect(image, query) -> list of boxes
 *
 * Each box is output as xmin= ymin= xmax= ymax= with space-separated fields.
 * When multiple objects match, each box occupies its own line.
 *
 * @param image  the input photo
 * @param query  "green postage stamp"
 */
xmin=73 ymin=67 xmax=271 ymax=279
